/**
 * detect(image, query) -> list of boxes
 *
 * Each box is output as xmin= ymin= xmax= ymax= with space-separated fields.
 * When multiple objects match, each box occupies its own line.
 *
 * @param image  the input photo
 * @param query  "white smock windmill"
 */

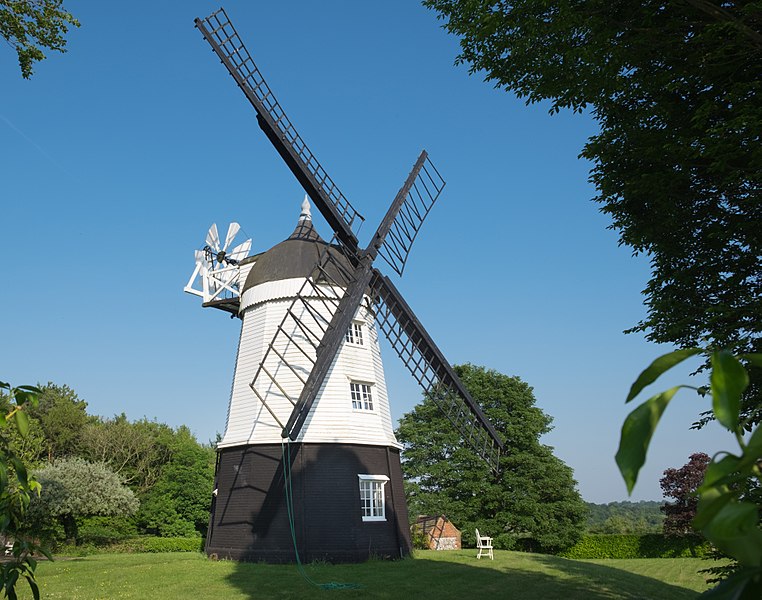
xmin=190 ymin=8 xmax=504 ymax=565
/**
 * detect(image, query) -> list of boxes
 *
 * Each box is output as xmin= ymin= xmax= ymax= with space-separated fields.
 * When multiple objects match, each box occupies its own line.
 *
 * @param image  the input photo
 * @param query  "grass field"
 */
xmin=17 ymin=550 xmax=717 ymax=599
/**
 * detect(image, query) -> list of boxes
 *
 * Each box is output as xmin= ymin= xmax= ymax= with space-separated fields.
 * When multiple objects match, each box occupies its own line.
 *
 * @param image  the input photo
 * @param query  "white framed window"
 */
xmin=358 ymin=474 xmax=388 ymax=521
xmin=350 ymin=382 xmax=374 ymax=411
xmin=345 ymin=321 xmax=364 ymax=346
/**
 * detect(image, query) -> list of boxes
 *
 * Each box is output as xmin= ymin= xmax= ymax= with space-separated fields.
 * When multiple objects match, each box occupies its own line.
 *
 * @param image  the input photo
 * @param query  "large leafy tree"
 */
xmin=137 ymin=426 xmax=214 ymax=538
xmin=660 ymin=452 xmax=710 ymax=536
xmin=29 ymin=383 xmax=89 ymax=461
xmin=80 ymin=415 xmax=174 ymax=494
xmin=1 ymin=0 xmax=79 ymax=78
xmin=29 ymin=457 xmax=138 ymax=544
xmin=423 ymin=0 xmax=762 ymax=422
xmin=397 ymin=364 xmax=586 ymax=552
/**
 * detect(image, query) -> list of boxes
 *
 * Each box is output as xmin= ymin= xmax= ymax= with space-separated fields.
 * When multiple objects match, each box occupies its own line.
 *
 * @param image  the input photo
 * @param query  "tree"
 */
xmin=1 ymin=0 xmax=79 ymax=78
xmin=80 ymin=415 xmax=173 ymax=494
xmin=30 ymin=383 xmax=89 ymax=461
xmin=136 ymin=427 xmax=214 ymax=538
xmin=423 ymin=0 xmax=762 ymax=422
xmin=397 ymin=364 xmax=586 ymax=552
xmin=660 ymin=452 xmax=710 ymax=536
xmin=30 ymin=458 xmax=138 ymax=544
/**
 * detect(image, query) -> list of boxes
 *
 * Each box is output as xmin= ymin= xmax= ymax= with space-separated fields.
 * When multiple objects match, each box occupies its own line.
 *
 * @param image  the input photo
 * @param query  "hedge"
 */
xmin=56 ymin=536 xmax=204 ymax=556
xmin=117 ymin=537 xmax=204 ymax=553
xmin=558 ymin=534 xmax=712 ymax=559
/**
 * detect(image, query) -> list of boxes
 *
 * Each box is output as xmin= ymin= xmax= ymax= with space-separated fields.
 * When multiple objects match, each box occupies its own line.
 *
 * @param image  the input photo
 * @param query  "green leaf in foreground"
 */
xmin=694 ymin=484 xmax=735 ymax=530
xmin=625 ymin=348 xmax=700 ymax=403
xmin=701 ymin=454 xmax=743 ymax=488
xmin=13 ymin=410 xmax=29 ymax=437
xmin=616 ymin=386 xmax=682 ymax=493
xmin=703 ymin=501 xmax=762 ymax=567
xmin=711 ymin=352 xmax=748 ymax=431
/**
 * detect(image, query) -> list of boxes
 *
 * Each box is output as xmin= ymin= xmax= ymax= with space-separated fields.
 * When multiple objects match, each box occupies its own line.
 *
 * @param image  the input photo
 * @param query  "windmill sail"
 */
xmin=372 ymin=151 xmax=446 ymax=276
xmin=195 ymin=9 xmax=364 ymax=251
xmin=369 ymin=271 xmax=503 ymax=472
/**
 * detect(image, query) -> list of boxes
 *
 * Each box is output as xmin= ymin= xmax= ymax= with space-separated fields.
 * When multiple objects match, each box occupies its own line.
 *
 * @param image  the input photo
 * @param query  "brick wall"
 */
xmin=417 ymin=515 xmax=461 ymax=550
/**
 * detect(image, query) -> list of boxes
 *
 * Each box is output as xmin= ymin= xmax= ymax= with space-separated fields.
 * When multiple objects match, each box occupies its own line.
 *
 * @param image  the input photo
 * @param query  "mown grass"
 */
xmin=17 ymin=550 xmax=718 ymax=599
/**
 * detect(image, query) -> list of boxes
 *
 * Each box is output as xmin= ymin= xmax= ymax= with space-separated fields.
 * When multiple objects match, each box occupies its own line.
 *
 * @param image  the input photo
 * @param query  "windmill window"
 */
xmin=358 ymin=474 xmax=388 ymax=521
xmin=350 ymin=382 xmax=374 ymax=411
xmin=345 ymin=321 xmax=364 ymax=346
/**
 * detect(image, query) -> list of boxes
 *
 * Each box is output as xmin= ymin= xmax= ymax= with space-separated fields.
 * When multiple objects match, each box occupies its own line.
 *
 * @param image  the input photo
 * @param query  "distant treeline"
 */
xmin=585 ymin=501 xmax=664 ymax=534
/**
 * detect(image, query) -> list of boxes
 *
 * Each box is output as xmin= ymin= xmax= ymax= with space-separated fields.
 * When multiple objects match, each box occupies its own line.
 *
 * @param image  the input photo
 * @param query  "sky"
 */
xmin=1 ymin=1 xmax=729 ymax=503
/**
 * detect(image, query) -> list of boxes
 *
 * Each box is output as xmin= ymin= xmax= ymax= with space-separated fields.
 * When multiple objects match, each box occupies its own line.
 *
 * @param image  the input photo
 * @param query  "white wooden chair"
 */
xmin=475 ymin=528 xmax=493 ymax=560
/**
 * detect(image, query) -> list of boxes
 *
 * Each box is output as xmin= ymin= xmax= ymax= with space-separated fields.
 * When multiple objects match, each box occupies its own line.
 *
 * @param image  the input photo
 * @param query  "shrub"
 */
xmin=125 ymin=537 xmax=203 ymax=553
xmin=460 ymin=528 xmax=475 ymax=549
xmin=29 ymin=458 xmax=138 ymax=544
xmin=410 ymin=524 xmax=429 ymax=550
xmin=55 ymin=536 xmax=204 ymax=555
xmin=493 ymin=533 xmax=517 ymax=551
xmin=79 ymin=516 xmax=138 ymax=544
xmin=559 ymin=534 xmax=712 ymax=559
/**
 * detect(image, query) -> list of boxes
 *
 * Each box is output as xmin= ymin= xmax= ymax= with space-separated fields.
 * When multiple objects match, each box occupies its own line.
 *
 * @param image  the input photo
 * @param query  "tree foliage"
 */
xmin=0 ymin=0 xmax=79 ymax=78
xmin=423 ymin=0 xmax=762 ymax=421
xmin=397 ymin=364 xmax=586 ymax=552
xmin=585 ymin=501 xmax=663 ymax=534
xmin=0 ymin=382 xmax=50 ymax=600
xmin=31 ymin=457 xmax=138 ymax=544
xmin=15 ymin=387 xmax=216 ymax=543
xmin=80 ymin=415 xmax=173 ymax=494
xmin=0 ymin=393 xmax=46 ymax=471
xmin=136 ymin=427 xmax=214 ymax=538
xmin=660 ymin=452 xmax=711 ymax=536
xmin=1 ymin=379 xmax=216 ymax=550
xmin=29 ymin=383 xmax=89 ymax=462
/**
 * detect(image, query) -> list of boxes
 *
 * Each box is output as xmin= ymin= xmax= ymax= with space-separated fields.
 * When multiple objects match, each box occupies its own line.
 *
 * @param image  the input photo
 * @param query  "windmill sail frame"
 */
xmin=195 ymin=9 xmax=364 ymax=251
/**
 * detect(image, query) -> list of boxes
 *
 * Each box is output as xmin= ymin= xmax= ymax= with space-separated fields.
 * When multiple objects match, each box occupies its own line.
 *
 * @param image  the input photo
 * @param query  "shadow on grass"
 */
xmin=531 ymin=554 xmax=704 ymax=599
xmin=225 ymin=551 xmax=702 ymax=600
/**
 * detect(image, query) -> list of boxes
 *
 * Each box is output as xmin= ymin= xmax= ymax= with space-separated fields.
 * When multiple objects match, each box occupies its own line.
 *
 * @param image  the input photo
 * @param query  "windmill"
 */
xmin=189 ymin=8 xmax=504 ymax=563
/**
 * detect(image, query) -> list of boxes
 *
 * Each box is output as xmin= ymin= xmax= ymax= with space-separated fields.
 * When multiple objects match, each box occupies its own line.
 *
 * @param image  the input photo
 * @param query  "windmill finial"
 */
xmin=300 ymin=195 xmax=312 ymax=222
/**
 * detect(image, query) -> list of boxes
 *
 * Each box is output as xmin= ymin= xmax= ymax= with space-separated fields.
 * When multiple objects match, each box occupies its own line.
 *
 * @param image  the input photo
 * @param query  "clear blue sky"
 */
xmin=1 ymin=1 xmax=728 ymax=503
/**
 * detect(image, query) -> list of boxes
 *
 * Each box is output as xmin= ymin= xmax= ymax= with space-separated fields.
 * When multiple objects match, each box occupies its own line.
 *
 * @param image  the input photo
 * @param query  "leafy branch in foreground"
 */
xmin=616 ymin=350 xmax=762 ymax=598
xmin=0 ymin=0 xmax=79 ymax=78
xmin=0 ymin=382 xmax=51 ymax=600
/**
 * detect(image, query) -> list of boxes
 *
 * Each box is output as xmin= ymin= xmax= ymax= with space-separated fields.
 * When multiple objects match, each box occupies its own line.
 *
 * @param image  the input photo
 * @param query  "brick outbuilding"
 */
xmin=415 ymin=515 xmax=461 ymax=550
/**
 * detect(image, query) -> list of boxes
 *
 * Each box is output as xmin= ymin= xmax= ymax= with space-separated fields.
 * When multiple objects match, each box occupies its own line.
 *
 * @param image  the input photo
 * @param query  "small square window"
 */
xmin=350 ymin=382 xmax=374 ymax=411
xmin=345 ymin=321 xmax=364 ymax=346
xmin=358 ymin=474 xmax=388 ymax=521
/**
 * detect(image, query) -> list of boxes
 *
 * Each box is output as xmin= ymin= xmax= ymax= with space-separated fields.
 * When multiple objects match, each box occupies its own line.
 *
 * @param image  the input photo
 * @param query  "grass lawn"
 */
xmin=17 ymin=550 xmax=717 ymax=599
